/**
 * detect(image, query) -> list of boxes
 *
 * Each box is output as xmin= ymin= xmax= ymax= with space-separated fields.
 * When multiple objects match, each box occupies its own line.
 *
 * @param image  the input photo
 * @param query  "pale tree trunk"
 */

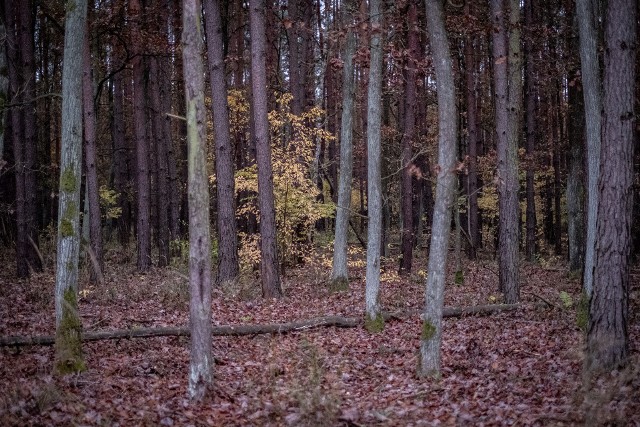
xmin=250 ymin=0 xmax=282 ymax=298
xmin=364 ymin=0 xmax=383 ymax=330
xmin=576 ymin=0 xmax=602 ymax=297
xmin=399 ymin=0 xmax=418 ymax=275
xmin=130 ymin=0 xmax=151 ymax=271
xmin=82 ymin=27 xmax=103 ymax=282
xmin=55 ymin=0 xmax=87 ymax=375
xmin=419 ymin=0 xmax=457 ymax=378
xmin=491 ymin=0 xmax=521 ymax=304
xmin=586 ymin=0 xmax=635 ymax=374
xmin=331 ymin=0 xmax=357 ymax=289
xmin=182 ymin=0 xmax=214 ymax=401
xmin=204 ymin=0 xmax=239 ymax=285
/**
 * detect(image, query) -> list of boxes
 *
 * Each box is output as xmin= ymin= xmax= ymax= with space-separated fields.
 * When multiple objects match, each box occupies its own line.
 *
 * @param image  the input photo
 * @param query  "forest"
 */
xmin=0 ymin=0 xmax=638 ymax=424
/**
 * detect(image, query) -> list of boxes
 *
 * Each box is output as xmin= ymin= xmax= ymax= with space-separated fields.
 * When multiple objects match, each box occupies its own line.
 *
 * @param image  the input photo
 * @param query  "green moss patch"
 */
xmin=364 ymin=313 xmax=384 ymax=333
xmin=421 ymin=320 xmax=437 ymax=341
xmin=328 ymin=277 xmax=349 ymax=293
xmin=54 ymin=288 xmax=86 ymax=375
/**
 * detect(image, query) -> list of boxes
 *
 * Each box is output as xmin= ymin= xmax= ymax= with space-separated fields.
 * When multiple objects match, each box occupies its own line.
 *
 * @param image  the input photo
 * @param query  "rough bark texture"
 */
xmin=82 ymin=28 xmax=103 ymax=282
xmin=331 ymin=0 xmax=357 ymax=288
xmin=183 ymin=0 xmax=214 ymax=401
xmin=130 ymin=0 xmax=151 ymax=271
xmin=576 ymin=0 xmax=602 ymax=297
xmin=586 ymin=0 xmax=635 ymax=374
xmin=491 ymin=0 xmax=520 ymax=304
xmin=399 ymin=0 xmax=418 ymax=275
xmin=55 ymin=0 xmax=87 ymax=375
xmin=250 ymin=0 xmax=282 ymax=298
xmin=419 ymin=0 xmax=457 ymax=378
xmin=365 ymin=0 xmax=383 ymax=327
xmin=204 ymin=0 xmax=239 ymax=285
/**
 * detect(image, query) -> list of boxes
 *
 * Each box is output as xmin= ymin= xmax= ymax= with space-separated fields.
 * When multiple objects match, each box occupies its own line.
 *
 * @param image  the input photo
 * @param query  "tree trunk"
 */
xmin=576 ymin=0 xmax=602 ymax=297
xmin=130 ymin=0 xmax=152 ymax=271
xmin=399 ymin=0 xmax=418 ymax=275
xmin=250 ymin=0 xmax=282 ymax=298
xmin=586 ymin=0 xmax=635 ymax=374
xmin=524 ymin=0 xmax=537 ymax=262
xmin=111 ymin=70 xmax=131 ymax=247
xmin=0 ymin=10 xmax=7 ymax=164
xmin=82 ymin=27 xmax=103 ymax=282
xmin=364 ymin=0 xmax=383 ymax=329
xmin=183 ymin=0 xmax=214 ymax=401
xmin=419 ymin=0 xmax=457 ymax=378
xmin=331 ymin=0 xmax=357 ymax=289
xmin=204 ymin=0 xmax=240 ymax=285
xmin=55 ymin=0 xmax=87 ymax=375
xmin=491 ymin=0 xmax=521 ymax=304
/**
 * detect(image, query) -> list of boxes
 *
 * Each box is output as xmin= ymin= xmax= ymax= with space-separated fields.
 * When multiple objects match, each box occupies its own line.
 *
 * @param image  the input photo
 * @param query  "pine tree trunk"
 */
xmin=586 ymin=0 xmax=635 ymax=374
xmin=331 ymin=0 xmax=357 ymax=288
xmin=55 ymin=0 xmax=88 ymax=375
xmin=364 ymin=0 xmax=383 ymax=328
xmin=182 ymin=0 xmax=214 ymax=400
xmin=250 ymin=0 xmax=282 ymax=298
xmin=204 ymin=0 xmax=239 ymax=285
xmin=420 ymin=0 xmax=457 ymax=378
xmin=524 ymin=0 xmax=537 ymax=262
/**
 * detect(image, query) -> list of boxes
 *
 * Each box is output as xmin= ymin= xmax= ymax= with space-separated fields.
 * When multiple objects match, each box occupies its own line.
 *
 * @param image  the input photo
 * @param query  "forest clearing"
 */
xmin=1 ymin=246 xmax=639 ymax=425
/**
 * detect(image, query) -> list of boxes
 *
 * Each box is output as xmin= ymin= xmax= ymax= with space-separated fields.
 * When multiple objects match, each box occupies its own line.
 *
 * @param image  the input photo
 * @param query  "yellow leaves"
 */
xmin=99 ymin=185 xmax=122 ymax=220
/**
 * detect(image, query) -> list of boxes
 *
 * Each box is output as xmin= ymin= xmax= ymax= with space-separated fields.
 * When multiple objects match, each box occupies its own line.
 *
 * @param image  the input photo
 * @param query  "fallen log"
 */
xmin=0 ymin=304 xmax=520 ymax=348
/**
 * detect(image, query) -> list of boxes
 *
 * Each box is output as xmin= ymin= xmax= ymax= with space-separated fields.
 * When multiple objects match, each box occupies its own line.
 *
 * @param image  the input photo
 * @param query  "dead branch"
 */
xmin=0 ymin=304 xmax=522 ymax=348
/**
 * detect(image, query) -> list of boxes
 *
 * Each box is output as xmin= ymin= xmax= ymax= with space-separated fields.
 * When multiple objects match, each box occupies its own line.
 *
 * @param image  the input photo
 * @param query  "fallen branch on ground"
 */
xmin=0 ymin=304 xmax=521 ymax=348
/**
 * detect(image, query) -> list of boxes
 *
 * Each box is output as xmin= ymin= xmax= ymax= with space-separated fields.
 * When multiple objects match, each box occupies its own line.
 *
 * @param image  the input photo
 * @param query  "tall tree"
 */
xmin=0 ymin=10 xmax=7 ymax=163
xmin=586 ymin=0 xmax=636 ymax=373
xmin=250 ymin=0 xmax=282 ymax=298
xmin=204 ymin=0 xmax=239 ymax=285
xmin=54 ymin=0 xmax=87 ymax=375
xmin=523 ymin=0 xmax=537 ymax=262
xmin=331 ymin=0 xmax=357 ymax=290
xmin=491 ymin=0 xmax=521 ymax=304
xmin=82 ymin=26 xmax=103 ymax=282
xmin=399 ymin=0 xmax=419 ymax=275
xmin=183 ymin=0 xmax=214 ymax=400
xmin=419 ymin=0 xmax=457 ymax=378
xmin=130 ymin=0 xmax=152 ymax=271
xmin=576 ymin=0 xmax=602 ymax=297
xmin=364 ymin=0 xmax=383 ymax=330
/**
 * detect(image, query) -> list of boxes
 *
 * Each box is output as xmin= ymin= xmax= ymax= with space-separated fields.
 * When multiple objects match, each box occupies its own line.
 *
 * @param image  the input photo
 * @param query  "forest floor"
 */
xmin=0 ymin=245 xmax=639 ymax=426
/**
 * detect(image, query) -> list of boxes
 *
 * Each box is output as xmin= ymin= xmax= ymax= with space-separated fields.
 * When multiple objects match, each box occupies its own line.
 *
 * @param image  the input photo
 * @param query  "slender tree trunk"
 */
xmin=204 ymin=0 xmax=239 ymax=284
xmin=111 ymin=70 xmax=131 ymax=247
xmin=0 ymin=10 xmax=7 ymax=164
xmin=399 ymin=0 xmax=418 ymax=275
xmin=82 ymin=27 xmax=103 ymax=282
xmin=55 ymin=0 xmax=87 ymax=375
xmin=330 ymin=0 xmax=357 ymax=289
xmin=576 ymin=0 xmax=602 ymax=297
xmin=182 ymin=0 xmax=214 ymax=400
xmin=364 ymin=0 xmax=383 ymax=329
xmin=419 ymin=0 xmax=457 ymax=378
xmin=130 ymin=0 xmax=152 ymax=271
xmin=491 ymin=0 xmax=521 ymax=304
xmin=586 ymin=0 xmax=635 ymax=374
xmin=524 ymin=0 xmax=537 ymax=262
xmin=250 ymin=0 xmax=282 ymax=298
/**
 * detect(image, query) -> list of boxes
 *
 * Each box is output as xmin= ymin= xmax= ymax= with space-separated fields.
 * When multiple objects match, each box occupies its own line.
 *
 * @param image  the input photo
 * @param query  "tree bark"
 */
xmin=250 ymin=0 xmax=282 ymax=298
xmin=331 ymin=0 xmax=357 ymax=288
xmin=399 ymin=0 xmax=418 ymax=275
xmin=130 ymin=0 xmax=152 ymax=271
xmin=55 ymin=0 xmax=88 ymax=375
xmin=111 ymin=70 xmax=131 ymax=247
xmin=419 ymin=0 xmax=457 ymax=378
xmin=204 ymin=0 xmax=240 ymax=285
xmin=524 ymin=0 xmax=537 ymax=262
xmin=0 ymin=8 xmax=7 ymax=164
xmin=364 ymin=0 xmax=383 ymax=328
xmin=576 ymin=0 xmax=603 ymax=297
xmin=586 ymin=0 xmax=635 ymax=374
xmin=183 ymin=0 xmax=214 ymax=401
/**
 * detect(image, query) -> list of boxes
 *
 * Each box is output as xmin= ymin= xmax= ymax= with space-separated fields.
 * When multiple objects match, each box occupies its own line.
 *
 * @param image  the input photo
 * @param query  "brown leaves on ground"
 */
xmin=0 ymin=250 xmax=638 ymax=426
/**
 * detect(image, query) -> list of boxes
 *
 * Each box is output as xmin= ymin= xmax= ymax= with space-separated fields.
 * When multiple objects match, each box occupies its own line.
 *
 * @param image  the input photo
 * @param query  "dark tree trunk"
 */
xmin=130 ymin=0 xmax=152 ymax=271
xmin=250 ymin=0 xmax=282 ymax=298
xmin=524 ymin=0 xmax=537 ymax=262
xmin=111 ymin=70 xmax=131 ymax=247
xmin=586 ymin=0 xmax=635 ymax=374
xmin=204 ymin=0 xmax=240 ymax=284
xmin=399 ymin=0 xmax=418 ymax=275
xmin=82 ymin=27 xmax=103 ymax=282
